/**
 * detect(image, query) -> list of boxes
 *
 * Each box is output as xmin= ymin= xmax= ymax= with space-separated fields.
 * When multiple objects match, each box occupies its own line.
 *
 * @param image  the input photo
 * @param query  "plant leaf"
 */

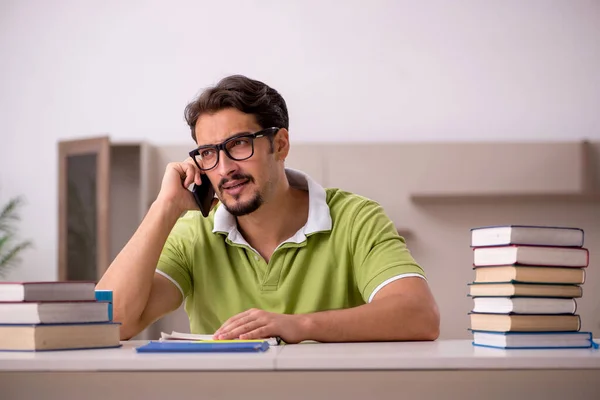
xmin=0 ymin=197 xmax=24 ymax=234
xmin=0 ymin=240 xmax=33 ymax=274
xmin=0 ymin=195 xmax=32 ymax=276
xmin=0 ymin=234 xmax=9 ymax=254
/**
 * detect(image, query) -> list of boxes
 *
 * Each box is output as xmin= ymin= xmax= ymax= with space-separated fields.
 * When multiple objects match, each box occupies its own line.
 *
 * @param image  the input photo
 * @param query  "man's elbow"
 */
xmin=418 ymin=303 xmax=441 ymax=341
xmin=112 ymin=309 xmax=142 ymax=341
xmin=120 ymin=328 xmax=134 ymax=341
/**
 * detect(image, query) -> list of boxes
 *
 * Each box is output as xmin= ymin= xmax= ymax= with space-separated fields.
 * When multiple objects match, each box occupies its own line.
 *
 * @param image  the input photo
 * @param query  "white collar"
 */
xmin=212 ymin=168 xmax=332 ymax=246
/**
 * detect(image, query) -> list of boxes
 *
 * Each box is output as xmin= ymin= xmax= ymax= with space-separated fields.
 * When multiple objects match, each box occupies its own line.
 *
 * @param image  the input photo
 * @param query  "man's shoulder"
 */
xmin=168 ymin=209 xmax=216 ymax=242
xmin=325 ymin=187 xmax=378 ymax=207
xmin=324 ymin=188 xmax=381 ymax=220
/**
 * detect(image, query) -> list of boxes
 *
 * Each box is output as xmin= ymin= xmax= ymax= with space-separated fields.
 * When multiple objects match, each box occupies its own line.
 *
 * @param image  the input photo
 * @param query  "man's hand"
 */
xmin=156 ymin=158 xmax=206 ymax=215
xmin=214 ymin=308 xmax=310 ymax=344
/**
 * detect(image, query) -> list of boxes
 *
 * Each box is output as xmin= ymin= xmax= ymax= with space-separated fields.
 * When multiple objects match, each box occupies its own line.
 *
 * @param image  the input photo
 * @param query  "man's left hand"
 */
xmin=214 ymin=308 xmax=309 ymax=344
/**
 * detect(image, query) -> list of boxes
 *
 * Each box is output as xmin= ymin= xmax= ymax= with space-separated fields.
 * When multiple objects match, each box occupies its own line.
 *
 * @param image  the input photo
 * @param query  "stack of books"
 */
xmin=468 ymin=225 xmax=596 ymax=349
xmin=0 ymin=281 xmax=120 ymax=351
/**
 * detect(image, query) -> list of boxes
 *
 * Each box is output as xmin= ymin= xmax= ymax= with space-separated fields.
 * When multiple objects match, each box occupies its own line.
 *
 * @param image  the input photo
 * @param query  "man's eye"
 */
xmin=200 ymin=149 xmax=215 ymax=158
xmin=232 ymin=138 xmax=250 ymax=146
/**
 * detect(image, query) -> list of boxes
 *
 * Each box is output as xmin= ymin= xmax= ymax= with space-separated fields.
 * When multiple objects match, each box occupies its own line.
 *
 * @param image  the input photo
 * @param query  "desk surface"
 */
xmin=1 ymin=339 xmax=599 ymax=372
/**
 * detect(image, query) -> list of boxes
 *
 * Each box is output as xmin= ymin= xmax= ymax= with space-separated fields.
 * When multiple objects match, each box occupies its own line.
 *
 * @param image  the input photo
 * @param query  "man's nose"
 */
xmin=216 ymin=149 xmax=237 ymax=176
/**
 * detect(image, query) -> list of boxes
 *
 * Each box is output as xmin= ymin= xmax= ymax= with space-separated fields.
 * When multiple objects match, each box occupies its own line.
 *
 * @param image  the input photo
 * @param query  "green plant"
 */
xmin=0 ymin=196 xmax=33 ymax=278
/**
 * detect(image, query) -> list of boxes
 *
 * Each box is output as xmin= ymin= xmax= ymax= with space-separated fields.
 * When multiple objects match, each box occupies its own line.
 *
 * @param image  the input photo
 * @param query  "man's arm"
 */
xmin=302 ymin=277 xmax=439 ymax=342
xmin=214 ymin=277 xmax=439 ymax=343
xmin=95 ymin=200 xmax=183 ymax=340
xmin=96 ymin=159 xmax=205 ymax=340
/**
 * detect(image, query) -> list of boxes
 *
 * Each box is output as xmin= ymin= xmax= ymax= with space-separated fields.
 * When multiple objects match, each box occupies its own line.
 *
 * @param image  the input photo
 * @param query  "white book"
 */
xmin=0 ymin=281 xmax=96 ymax=302
xmin=472 ymin=297 xmax=576 ymax=314
xmin=471 ymin=225 xmax=584 ymax=248
xmin=472 ymin=331 xmax=594 ymax=349
xmin=0 ymin=301 xmax=110 ymax=324
xmin=160 ymin=331 xmax=281 ymax=346
xmin=473 ymin=245 xmax=589 ymax=267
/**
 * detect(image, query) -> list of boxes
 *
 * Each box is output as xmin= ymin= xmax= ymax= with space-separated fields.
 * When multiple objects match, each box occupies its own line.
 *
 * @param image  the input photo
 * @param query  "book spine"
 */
xmin=95 ymin=290 xmax=113 ymax=321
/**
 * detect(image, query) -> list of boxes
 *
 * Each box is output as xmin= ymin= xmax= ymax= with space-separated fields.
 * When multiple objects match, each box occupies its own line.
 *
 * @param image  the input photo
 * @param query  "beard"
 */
xmin=221 ymin=191 xmax=264 ymax=216
xmin=218 ymin=173 xmax=265 ymax=216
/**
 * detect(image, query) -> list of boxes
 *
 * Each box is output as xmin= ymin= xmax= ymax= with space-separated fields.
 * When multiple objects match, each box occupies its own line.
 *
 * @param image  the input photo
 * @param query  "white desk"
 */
xmin=1 ymin=340 xmax=599 ymax=399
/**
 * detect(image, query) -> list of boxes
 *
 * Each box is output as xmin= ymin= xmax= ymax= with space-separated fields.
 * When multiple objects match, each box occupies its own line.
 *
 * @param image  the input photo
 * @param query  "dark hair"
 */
xmin=184 ymin=75 xmax=289 ymax=142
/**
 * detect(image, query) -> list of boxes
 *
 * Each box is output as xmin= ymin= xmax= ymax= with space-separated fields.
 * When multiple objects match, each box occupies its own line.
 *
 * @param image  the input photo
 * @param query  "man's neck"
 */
xmin=236 ymin=177 xmax=309 ymax=261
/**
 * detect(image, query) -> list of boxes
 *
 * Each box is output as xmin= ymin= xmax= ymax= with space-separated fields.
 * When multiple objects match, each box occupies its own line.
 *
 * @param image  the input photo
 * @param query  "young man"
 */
xmin=96 ymin=75 xmax=440 ymax=343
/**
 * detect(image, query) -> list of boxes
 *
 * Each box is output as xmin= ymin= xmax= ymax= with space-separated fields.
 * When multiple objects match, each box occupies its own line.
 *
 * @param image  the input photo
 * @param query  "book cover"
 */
xmin=470 ymin=225 xmax=584 ymax=248
xmin=468 ymin=282 xmax=583 ymax=298
xmin=470 ymin=330 xmax=597 ymax=349
xmin=0 ymin=301 xmax=110 ymax=324
xmin=135 ymin=340 xmax=270 ymax=353
xmin=0 ymin=321 xmax=121 ymax=351
xmin=0 ymin=281 xmax=97 ymax=302
xmin=469 ymin=313 xmax=581 ymax=332
xmin=472 ymin=245 xmax=589 ymax=268
xmin=472 ymin=265 xmax=586 ymax=285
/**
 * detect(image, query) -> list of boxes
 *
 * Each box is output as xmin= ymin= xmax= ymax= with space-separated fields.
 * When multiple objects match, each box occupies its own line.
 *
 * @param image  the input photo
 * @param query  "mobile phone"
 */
xmin=191 ymin=174 xmax=215 ymax=217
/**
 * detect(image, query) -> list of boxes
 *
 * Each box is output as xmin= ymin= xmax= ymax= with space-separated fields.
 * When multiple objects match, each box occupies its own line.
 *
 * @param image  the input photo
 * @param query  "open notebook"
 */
xmin=160 ymin=331 xmax=282 ymax=346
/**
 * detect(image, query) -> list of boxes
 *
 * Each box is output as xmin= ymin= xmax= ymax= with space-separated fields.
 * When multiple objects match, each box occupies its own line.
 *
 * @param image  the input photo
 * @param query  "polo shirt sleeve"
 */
xmin=351 ymin=199 xmax=426 ymax=303
xmin=155 ymin=213 xmax=196 ymax=299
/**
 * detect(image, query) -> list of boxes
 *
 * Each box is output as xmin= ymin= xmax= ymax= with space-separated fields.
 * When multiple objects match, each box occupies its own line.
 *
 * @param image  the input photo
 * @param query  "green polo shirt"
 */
xmin=156 ymin=169 xmax=426 ymax=334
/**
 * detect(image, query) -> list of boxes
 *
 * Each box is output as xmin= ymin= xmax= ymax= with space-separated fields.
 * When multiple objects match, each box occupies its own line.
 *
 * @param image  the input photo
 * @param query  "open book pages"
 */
xmin=160 ymin=331 xmax=281 ymax=346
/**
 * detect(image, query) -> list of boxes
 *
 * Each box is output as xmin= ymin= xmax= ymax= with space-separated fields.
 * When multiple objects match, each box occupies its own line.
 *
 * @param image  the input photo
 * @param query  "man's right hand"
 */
xmin=156 ymin=158 xmax=205 ymax=215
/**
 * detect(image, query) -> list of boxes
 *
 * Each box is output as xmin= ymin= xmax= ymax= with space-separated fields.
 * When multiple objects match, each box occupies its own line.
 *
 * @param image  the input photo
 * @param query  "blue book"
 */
xmin=95 ymin=290 xmax=113 ymax=321
xmin=135 ymin=340 xmax=270 ymax=353
xmin=471 ymin=330 xmax=598 ymax=349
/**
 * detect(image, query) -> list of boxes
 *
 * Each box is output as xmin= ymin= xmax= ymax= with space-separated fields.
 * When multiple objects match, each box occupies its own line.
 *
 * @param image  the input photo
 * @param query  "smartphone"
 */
xmin=191 ymin=174 xmax=215 ymax=217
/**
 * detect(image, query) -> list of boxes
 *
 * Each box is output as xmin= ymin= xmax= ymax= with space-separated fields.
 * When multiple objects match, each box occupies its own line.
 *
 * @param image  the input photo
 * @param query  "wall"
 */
xmin=0 ymin=0 xmax=599 ymax=285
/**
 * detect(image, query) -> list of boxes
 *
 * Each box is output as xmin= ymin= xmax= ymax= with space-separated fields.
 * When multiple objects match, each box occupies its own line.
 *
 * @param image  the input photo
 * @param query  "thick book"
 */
xmin=471 ymin=330 xmax=595 ymax=349
xmin=468 ymin=282 xmax=582 ymax=298
xmin=0 ymin=281 xmax=96 ymax=302
xmin=135 ymin=340 xmax=270 ymax=353
xmin=160 ymin=330 xmax=281 ymax=346
xmin=473 ymin=245 xmax=589 ymax=267
xmin=471 ymin=297 xmax=577 ymax=314
xmin=469 ymin=313 xmax=581 ymax=332
xmin=473 ymin=265 xmax=585 ymax=284
xmin=0 ymin=322 xmax=121 ymax=351
xmin=470 ymin=225 xmax=584 ymax=248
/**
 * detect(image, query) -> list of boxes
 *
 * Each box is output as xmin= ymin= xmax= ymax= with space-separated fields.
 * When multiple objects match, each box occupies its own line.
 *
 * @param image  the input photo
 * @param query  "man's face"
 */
xmin=194 ymin=108 xmax=283 ymax=216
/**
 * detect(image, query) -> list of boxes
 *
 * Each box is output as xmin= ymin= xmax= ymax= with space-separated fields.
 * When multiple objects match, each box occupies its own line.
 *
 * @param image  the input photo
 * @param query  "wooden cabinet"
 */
xmin=57 ymin=137 xmax=153 ymax=282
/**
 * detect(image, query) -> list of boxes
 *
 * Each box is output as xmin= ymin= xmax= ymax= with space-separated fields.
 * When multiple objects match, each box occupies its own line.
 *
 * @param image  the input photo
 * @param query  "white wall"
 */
xmin=0 ymin=0 xmax=599 ymax=281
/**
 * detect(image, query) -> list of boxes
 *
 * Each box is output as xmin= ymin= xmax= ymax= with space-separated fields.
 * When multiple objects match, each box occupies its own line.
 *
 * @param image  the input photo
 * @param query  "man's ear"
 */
xmin=274 ymin=128 xmax=290 ymax=161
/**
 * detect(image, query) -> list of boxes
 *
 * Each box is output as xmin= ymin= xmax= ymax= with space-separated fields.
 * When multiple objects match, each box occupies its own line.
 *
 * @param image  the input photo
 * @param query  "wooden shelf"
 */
xmin=404 ymin=141 xmax=598 ymax=201
xmin=410 ymin=192 xmax=600 ymax=205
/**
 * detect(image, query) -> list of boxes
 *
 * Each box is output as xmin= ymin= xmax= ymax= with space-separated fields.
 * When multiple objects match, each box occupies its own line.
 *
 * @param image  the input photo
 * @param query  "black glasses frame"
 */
xmin=189 ymin=127 xmax=280 ymax=171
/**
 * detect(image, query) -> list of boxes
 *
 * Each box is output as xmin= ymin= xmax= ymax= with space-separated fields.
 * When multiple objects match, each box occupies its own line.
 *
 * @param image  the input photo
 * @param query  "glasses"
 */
xmin=189 ymin=127 xmax=280 ymax=171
